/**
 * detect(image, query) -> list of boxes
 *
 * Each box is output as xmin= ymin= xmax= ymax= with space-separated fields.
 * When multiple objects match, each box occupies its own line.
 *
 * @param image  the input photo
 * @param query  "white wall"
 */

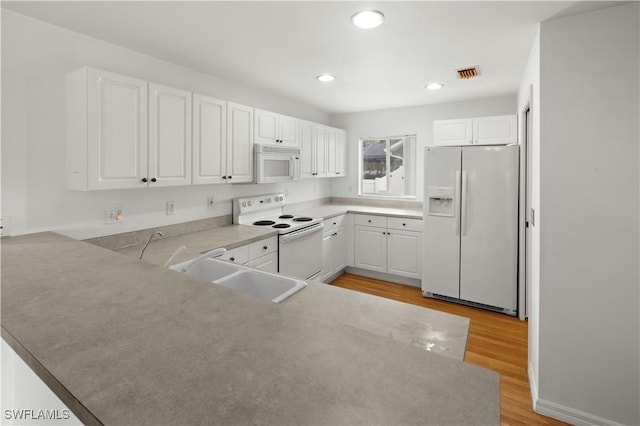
xmin=1 ymin=10 xmax=332 ymax=239
xmin=516 ymin=26 xmax=541 ymax=398
xmin=329 ymin=96 xmax=516 ymax=202
xmin=537 ymin=4 xmax=639 ymax=424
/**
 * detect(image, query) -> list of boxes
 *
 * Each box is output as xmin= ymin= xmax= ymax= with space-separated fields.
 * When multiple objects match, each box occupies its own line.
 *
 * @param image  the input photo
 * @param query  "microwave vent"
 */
xmin=457 ymin=66 xmax=480 ymax=80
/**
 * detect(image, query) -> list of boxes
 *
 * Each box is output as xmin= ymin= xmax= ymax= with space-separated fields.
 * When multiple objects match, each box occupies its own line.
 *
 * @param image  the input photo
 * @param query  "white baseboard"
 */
xmin=529 ymin=362 xmax=624 ymax=426
xmin=344 ymin=267 xmax=421 ymax=287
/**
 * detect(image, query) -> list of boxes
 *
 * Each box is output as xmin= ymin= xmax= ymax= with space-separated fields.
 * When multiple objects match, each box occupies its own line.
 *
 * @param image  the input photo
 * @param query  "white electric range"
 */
xmin=233 ymin=193 xmax=324 ymax=280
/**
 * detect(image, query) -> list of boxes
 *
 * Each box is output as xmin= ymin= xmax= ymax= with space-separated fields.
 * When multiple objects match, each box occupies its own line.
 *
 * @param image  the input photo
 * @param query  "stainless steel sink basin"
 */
xmin=171 ymin=257 xmax=307 ymax=303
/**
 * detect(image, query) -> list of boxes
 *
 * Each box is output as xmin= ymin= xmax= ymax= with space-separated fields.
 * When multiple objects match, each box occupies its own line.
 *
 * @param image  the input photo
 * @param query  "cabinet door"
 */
xmin=326 ymin=128 xmax=338 ymax=176
xmin=387 ymin=229 xmax=422 ymax=279
xmin=472 ymin=115 xmax=517 ymax=145
xmin=433 ymin=118 xmax=472 ymax=146
xmin=226 ymin=102 xmax=254 ymax=183
xmin=335 ymin=130 xmax=347 ymax=177
xmin=86 ymin=68 xmax=148 ymax=190
xmin=314 ymin=126 xmax=328 ymax=177
xmin=354 ymin=226 xmax=387 ymax=272
xmin=192 ymin=94 xmax=226 ymax=185
xmin=254 ymin=108 xmax=278 ymax=145
xmin=299 ymin=120 xmax=315 ymax=178
xmin=279 ymin=115 xmax=299 ymax=147
xmin=246 ymin=252 xmax=278 ymax=273
xmin=321 ymin=233 xmax=334 ymax=282
xmin=148 ymin=83 xmax=192 ymax=187
xmin=332 ymin=228 xmax=347 ymax=273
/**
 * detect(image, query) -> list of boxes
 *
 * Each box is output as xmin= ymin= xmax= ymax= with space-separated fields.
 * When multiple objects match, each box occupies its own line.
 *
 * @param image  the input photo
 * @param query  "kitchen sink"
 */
xmin=170 ymin=257 xmax=307 ymax=303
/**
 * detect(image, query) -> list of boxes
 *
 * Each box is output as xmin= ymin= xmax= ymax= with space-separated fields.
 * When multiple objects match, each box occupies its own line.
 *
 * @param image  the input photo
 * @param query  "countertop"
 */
xmin=288 ymin=203 xmax=423 ymax=220
xmin=1 ymin=232 xmax=499 ymax=425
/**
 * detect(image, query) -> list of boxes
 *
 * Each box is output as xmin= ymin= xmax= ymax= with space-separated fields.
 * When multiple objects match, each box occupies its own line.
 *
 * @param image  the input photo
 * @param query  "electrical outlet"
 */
xmin=167 ymin=201 xmax=176 ymax=215
xmin=105 ymin=208 xmax=124 ymax=224
xmin=1 ymin=216 xmax=12 ymax=237
xmin=207 ymin=196 xmax=215 ymax=209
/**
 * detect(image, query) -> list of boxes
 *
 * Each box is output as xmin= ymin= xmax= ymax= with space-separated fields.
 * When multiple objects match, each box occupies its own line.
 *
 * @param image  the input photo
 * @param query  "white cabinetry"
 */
xmin=321 ymin=215 xmax=347 ymax=282
xmin=255 ymin=109 xmax=299 ymax=147
xmin=226 ymin=102 xmax=254 ymax=183
xmin=193 ymin=97 xmax=254 ymax=185
xmin=148 ymin=83 xmax=192 ymax=187
xmin=219 ymin=236 xmax=278 ymax=273
xmin=67 ymin=68 xmax=194 ymax=190
xmin=66 ymin=67 xmax=149 ymax=190
xmin=354 ymin=215 xmax=422 ymax=279
xmin=192 ymin=94 xmax=226 ymax=185
xmin=433 ymin=115 xmax=517 ymax=146
xmin=301 ymin=123 xmax=347 ymax=179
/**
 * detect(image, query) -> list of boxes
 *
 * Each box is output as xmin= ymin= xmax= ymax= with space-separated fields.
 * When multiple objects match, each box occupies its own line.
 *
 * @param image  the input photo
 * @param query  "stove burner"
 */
xmin=273 ymin=223 xmax=291 ymax=229
xmin=293 ymin=217 xmax=313 ymax=222
xmin=279 ymin=214 xmax=294 ymax=219
xmin=253 ymin=220 xmax=276 ymax=226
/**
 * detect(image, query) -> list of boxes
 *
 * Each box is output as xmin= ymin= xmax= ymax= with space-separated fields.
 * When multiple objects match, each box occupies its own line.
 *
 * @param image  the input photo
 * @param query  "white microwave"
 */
xmin=255 ymin=144 xmax=301 ymax=184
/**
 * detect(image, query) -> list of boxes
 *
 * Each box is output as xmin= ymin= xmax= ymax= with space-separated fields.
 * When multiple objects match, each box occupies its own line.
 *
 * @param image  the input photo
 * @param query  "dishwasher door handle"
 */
xmin=279 ymin=223 xmax=324 ymax=243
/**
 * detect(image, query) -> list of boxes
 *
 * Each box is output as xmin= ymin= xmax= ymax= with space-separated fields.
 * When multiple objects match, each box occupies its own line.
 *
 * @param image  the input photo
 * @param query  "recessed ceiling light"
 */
xmin=317 ymin=74 xmax=335 ymax=82
xmin=426 ymin=83 xmax=444 ymax=90
xmin=351 ymin=11 xmax=385 ymax=29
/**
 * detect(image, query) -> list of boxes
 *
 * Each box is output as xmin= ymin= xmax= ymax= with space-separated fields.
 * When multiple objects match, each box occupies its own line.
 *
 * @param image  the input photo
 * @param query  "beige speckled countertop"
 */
xmin=1 ymin=231 xmax=498 ymax=425
xmin=288 ymin=203 xmax=423 ymax=220
xmin=115 ymin=224 xmax=277 ymax=266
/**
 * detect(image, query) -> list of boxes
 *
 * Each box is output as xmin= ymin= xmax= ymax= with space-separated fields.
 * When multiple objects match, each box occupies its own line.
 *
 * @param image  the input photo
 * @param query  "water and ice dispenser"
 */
xmin=427 ymin=187 xmax=455 ymax=217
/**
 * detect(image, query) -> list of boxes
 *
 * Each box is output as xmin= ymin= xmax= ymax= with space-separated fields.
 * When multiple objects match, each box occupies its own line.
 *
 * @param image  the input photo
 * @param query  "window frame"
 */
xmin=358 ymin=134 xmax=417 ymax=199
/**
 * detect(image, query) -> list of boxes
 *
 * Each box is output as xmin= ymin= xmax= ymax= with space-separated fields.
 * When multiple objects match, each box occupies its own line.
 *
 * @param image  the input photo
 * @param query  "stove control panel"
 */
xmin=233 ymin=193 xmax=286 ymax=223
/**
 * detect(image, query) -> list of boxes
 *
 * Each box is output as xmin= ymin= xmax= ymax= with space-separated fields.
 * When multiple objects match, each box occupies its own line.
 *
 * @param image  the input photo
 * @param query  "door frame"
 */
xmin=518 ymin=86 xmax=533 ymax=320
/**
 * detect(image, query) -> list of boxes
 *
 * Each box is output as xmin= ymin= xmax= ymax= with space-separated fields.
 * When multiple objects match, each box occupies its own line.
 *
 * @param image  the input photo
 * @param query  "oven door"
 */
xmin=256 ymin=152 xmax=300 ymax=184
xmin=278 ymin=223 xmax=323 ymax=280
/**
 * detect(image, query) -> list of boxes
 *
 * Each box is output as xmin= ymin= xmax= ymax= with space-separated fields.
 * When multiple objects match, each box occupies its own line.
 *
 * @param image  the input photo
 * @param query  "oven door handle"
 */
xmin=279 ymin=223 xmax=324 ymax=243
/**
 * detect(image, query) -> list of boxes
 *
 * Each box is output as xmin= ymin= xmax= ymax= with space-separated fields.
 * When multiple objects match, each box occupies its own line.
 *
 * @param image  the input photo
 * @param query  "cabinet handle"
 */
xmin=230 ymin=257 xmax=235 ymax=262
xmin=263 ymin=246 xmax=268 ymax=250
xmin=141 ymin=178 xmax=148 ymax=183
xmin=333 ymin=233 xmax=337 ymax=236
xmin=150 ymin=177 xmax=157 ymax=183
xmin=228 ymin=176 xmax=232 ymax=180
xmin=222 ymin=176 xmax=227 ymax=180
xmin=333 ymin=222 xmax=337 ymax=225
xmin=368 ymin=219 xmax=372 ymax=223
xmin=403 ymin=223 xmax=406 ymax=227
xmin=382 ymin=232 xmax=386 ymax=235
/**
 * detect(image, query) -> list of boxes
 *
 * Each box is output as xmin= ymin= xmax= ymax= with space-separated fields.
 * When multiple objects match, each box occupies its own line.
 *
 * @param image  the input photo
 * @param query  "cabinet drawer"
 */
xmin=387 ymin=217 xmax=422 ymax=232
xmin=323 ymin=214 xmax=347 ymax=233
xmin=248 ymin=236 xmax=278 ymax=259
xmin=219 ymin=245 xmax=249 ymax=264
xmin=354 ymin=214 xmax=387 ymax=228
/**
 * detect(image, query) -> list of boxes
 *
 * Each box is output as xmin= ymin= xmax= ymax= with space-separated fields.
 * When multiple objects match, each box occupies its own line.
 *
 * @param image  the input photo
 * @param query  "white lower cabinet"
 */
xmin=354 ymin=215 xmax=423 ymax=279
xmin=321 ymin=215 xmax=347 ymax=282
xmin=219 ymin=236 xmax=278 ymax=273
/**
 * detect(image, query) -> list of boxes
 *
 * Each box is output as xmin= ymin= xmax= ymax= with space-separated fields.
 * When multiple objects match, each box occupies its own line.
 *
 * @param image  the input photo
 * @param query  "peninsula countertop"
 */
xmin=1 ymin=232 xmax=499 ymax=425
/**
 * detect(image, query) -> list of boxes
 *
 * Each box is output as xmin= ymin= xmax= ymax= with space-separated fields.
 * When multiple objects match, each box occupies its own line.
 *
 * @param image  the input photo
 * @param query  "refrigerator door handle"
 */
xmin=455 ymin=170 xmax=461 ymax=236
xmin=461 ymin=170 xmax=468 ymax=236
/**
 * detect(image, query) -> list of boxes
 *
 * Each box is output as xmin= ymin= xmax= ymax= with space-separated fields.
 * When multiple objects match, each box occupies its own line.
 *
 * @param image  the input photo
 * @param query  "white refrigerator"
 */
xmin=422 ymin=145 xmax=518 ymax=315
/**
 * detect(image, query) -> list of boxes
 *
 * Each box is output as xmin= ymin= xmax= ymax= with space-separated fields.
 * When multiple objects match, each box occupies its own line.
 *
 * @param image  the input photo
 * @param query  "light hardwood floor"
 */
xmin=330 ymin=273 xmax=567 ymax=426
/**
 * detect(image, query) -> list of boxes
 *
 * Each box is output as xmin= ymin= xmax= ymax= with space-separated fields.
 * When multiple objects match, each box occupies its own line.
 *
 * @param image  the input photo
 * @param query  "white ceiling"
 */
xmin=2 ymin=1 xmax=625 ymax=114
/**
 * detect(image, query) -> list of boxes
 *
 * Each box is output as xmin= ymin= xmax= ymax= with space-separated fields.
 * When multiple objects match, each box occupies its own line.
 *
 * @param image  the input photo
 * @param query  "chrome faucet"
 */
xmin=139 ymin=231 xmax=164 ymax=260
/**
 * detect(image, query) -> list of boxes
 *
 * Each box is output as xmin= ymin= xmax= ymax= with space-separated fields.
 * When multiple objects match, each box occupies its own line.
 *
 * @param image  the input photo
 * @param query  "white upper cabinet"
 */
xmin=148 ymin=83 xmax=192 ymax=187
xmin=433 ymin=115 xmax=517 ymax=146
xmin=226 ymin=102 xmax=254 ymax=183
xmin=433 ymin=118 xmax=473 ymax=146
xmin=300 ymin=120 xmax=315 ymax=179
xmin=255 ymin=108 xmax=299 ymax=147
xmin=301 ymin=124 xmax=347 ymax=179
xmin=335 ymin=130 xmax=347 ymax=177
xmin=473 ymin=115 xmax=517 ymax=145
xmin=192 ymin=94 xmax=226 ymax=185
xmin=67 ymin=67 xmax=148 ymax=191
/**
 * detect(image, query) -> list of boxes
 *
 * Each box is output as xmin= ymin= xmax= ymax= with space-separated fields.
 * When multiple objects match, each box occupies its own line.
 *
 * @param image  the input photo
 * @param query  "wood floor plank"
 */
xmin=330 ymin=273 xmax=567 ymax=426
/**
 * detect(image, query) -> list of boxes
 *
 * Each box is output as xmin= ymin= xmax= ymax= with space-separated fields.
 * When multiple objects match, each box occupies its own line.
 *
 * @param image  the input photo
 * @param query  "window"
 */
xmin=359 ymin=135 xmax=416 ymax=198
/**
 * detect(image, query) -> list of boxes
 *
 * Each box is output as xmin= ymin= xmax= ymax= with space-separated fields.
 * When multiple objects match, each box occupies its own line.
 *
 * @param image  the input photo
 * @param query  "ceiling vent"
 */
xmin=457 ymin=66 xmax=480 ymax=80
